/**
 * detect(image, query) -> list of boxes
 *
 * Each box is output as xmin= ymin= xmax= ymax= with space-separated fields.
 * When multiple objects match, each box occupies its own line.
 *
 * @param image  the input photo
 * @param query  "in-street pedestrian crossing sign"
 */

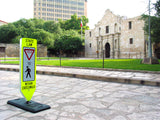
xmin=20 ymin=38 xmax=37 ymax=101
xmin=7 ymin=38 xmax=51 ymax=113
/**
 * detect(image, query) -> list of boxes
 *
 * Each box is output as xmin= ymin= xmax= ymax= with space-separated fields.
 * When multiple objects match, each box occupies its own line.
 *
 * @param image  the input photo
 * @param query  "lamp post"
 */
xmin=142 ymin=0 xmax=159 ymax=64
xmin=148 ymin=0 xmax=152 ymax=58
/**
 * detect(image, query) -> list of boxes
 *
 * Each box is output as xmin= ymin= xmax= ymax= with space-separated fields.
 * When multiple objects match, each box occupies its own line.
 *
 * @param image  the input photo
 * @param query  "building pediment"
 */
xmin=95 ymin=9 xmax=122 ymax=28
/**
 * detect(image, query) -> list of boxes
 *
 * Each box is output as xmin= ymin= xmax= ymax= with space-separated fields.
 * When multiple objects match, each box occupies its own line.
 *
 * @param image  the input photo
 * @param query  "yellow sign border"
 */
xmin=20 ymin=38 xmax=37 ymax=101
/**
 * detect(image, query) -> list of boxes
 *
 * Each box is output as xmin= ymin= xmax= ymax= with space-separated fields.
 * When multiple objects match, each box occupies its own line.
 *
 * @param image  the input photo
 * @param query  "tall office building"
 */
xmin=34 ymin=0 xmax=87 ymax=21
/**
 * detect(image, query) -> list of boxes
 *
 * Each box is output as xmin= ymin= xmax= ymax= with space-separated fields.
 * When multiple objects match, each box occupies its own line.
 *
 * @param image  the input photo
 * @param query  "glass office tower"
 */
xmin=34 ymin=0 xmax=87 ymax=21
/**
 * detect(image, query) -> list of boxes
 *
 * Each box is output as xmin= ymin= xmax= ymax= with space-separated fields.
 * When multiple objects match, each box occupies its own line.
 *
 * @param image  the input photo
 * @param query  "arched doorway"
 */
xmin=105 ymin=43 xmax=110 ymax=58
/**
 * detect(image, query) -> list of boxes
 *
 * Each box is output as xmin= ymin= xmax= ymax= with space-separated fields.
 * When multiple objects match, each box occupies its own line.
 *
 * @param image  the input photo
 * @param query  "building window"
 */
xmin=115 ymin=39 xmax=117 ymax=49
xmin=129 ymin=21 xmax=132 ymax=29
xmin=89 ymin=31 xmax=91 ymax=37
xmin=106 ymin=26 xmax=109 ymax=33
xmin=0 ymin=47 xmax=5 ymax=53
xmin=130 ymin=38 xmax=133 ymax=44
xmin=99 ymin=27 xmax=101 ymax=35
xmin=89 ymin=43 xmax=92 ymax=48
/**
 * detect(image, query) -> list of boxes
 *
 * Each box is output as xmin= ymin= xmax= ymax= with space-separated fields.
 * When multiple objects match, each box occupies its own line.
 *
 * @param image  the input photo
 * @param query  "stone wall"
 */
xmin=120 ymin=16 xmax=146 ymax=58
xmin=0 ymin=43 xmax=47 ymax=57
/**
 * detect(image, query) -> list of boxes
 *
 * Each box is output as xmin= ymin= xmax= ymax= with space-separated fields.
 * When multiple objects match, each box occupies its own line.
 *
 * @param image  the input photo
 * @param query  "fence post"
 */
xmin=103 ymin=50 xmax=104 ymax=68
xmin=59 ymin=51 xmax=61 ymax=67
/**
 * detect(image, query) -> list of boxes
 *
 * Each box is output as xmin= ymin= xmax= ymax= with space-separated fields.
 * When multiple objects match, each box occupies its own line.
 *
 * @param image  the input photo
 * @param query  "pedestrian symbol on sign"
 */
xmin=25 ymin=66 xmax=31 ymax=78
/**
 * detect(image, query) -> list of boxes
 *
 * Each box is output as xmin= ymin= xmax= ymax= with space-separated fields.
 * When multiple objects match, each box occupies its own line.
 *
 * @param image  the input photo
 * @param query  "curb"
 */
xmin=39 ymin=65 xmax=160 ymax=74
xmin=0 ymin=67 xmax=160 ymax=87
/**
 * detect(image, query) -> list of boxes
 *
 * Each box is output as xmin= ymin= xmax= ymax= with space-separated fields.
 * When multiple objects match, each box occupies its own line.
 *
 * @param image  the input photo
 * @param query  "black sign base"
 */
xmin=7 ymin=98 xmax=51 ymax=113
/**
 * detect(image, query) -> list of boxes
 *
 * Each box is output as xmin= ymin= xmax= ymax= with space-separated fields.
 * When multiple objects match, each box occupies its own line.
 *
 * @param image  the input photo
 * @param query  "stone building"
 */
xmin=0 ymin=43 xmax=47 ymax=57
xmin=85 ymin=9 xmax=148 ymax=59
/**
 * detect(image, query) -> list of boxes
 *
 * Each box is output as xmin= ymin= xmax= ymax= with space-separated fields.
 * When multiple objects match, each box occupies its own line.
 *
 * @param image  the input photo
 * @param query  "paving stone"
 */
xmin=109 ymin=102 xmax=136 ymax=113
xmin=128 ymin=111 xmax=160 ymax=120
xmin=81 ymin=113 xmax=105 ymax=120
xmin=111 ymin=116 xmax=127 ymax=120
xmin=62 ymin=105 xmax=90 ymax=114
xmin=80 ymin=100 xmax=107 ymax=108
xmin=0 ymin=110 xmax=21 ymax=119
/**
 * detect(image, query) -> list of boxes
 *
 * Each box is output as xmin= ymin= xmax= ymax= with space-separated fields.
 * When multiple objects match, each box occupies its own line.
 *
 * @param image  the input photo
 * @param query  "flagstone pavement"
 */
xmin=0 ymin=70 xmax=160 ymax=120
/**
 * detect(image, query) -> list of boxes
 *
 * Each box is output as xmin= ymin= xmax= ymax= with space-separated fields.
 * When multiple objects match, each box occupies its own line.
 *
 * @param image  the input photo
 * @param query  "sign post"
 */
xmin=7 ymin=38 xmax=50 ymax=113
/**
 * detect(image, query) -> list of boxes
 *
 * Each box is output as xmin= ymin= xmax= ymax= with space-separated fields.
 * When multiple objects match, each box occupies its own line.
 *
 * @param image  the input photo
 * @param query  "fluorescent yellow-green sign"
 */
xmin=20 ymin=38 xmax=37 ymax=101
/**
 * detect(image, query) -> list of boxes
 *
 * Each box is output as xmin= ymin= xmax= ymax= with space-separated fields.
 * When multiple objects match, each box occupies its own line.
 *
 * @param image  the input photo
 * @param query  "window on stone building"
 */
xmin=115 ymin=39 xmax=117 ymax=49
xmin=99 ymin=27 xmax=101 ymax=35
xmin=0 ymin=47 xmax=5 ymax=53
xmin=89 ymin=43 xmax=92 ymax=48
xmin=129 ymin=21 xmax=132 ymax=29
xmin=89 ymin=31 xmax=91 ymax=37
xmin=106 ymin=26 xmax=109 ymax=33
xmin=129 ymin=38 xmax=133 ymax=44
xmin=114 ymin=23 xmax=118 ymax=33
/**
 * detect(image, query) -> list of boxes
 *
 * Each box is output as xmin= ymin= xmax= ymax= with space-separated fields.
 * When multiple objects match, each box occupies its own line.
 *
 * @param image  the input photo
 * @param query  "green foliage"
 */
xmin=31 ymin=18 xmax=45 ymax=29
xmin=154 ymin=0 xmax=160 ymax=17
xmin=43 ymin=21 xmax=62 ymax=34
xmin=31 ymin=29 xmax=55 ymax=48
xmin=54 ymin=30 xmax=83 ymax=55
xmin=142 ymin=15 xmax=160 ymax=43
xmin=0 ymin=14 xmax=89 ymax=55
xmin=141 ymin=0 xmax=160 ymax=43
xmin=0 ymin=18 xmax=61 ymax=49
xmin=0 ymin=23 xmax=18 ymax=43
xmin=59 ymin=14 xmax=89 ymax=34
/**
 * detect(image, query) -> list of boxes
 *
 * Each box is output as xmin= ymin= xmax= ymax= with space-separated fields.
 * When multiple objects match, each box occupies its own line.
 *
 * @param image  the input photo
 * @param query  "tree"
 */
xmin=142 ymin=15 xmax=160 ymax=43
xmin=31 ymin=29 xmax=55 ymax=49
xmin=154 ymin=0 xmax=160 ymax=17
xmin=54 ymin=30 xmax=83 ymax=56
xmin=59 ymin=14 xmax=89 ymax=34
xmin=43 ymin=21 xmax=62 ymax=34
xmin=0 ymin=17 xmax=85 ymax=56
xmin=0 ymin=23 xmax=17 ymax=43
xmin=31 ymin=18 xmax=45 ymax=29
xmin=141 ymin=0 xmax=160 ymax=43
xmin=13 ymin=19 xmax=35 ymax=38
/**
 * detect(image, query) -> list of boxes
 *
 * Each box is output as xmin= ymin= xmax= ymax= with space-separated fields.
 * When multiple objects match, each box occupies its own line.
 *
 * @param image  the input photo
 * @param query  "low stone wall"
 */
xmin=0 ymin=43 xmax=47 ymax=57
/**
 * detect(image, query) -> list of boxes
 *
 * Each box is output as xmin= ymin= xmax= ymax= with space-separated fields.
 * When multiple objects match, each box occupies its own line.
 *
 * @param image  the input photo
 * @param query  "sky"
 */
xmin=0 ymin=0 xmax=158 ymax=29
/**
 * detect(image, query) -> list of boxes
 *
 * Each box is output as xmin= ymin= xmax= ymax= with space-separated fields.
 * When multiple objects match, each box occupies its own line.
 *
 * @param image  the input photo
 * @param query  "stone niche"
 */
xmin=0 ymin=43 xmax=47 ymax=57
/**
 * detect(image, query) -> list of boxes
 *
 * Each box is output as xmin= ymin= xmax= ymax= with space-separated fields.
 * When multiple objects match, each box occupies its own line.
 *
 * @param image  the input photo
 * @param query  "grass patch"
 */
xmin=0 ymin=57 xmax=19 ymax=60
xmin=0 ymin=57 xmax=69 ymax=60
xmin=1 ymin=59 xmax=160 ymax=71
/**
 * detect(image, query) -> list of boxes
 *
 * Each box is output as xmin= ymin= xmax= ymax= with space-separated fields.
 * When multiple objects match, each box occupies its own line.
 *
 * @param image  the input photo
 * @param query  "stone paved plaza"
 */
xmin=1 ymin=70 xmax=160 ymax=120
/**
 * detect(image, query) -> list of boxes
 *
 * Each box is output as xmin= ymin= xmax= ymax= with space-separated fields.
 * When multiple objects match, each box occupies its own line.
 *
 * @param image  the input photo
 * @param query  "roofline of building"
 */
xmin=0 ymin=20 xmax=8 ymax=24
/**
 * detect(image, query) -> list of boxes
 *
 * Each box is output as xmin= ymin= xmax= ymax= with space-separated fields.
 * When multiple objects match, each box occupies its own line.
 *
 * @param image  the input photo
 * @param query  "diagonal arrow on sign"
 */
xmin=24 ymin=49 xmax=35 ymax=60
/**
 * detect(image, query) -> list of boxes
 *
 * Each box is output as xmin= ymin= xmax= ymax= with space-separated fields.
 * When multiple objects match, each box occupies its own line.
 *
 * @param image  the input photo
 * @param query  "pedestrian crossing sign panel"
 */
xmin=20 ymin=38 xmax=37 ymax=101
xmin=23 ymin=47 xmax=35 ymax=82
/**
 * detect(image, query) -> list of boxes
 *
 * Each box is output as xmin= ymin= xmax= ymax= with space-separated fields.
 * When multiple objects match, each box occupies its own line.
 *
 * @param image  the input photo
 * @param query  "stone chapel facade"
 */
xmin=85 ymin=9 xmax=147 ymax=59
